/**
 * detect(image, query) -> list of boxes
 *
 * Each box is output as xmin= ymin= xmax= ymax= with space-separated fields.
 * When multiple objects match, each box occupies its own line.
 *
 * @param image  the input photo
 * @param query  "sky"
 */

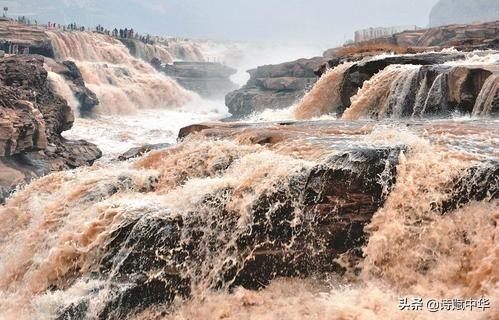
xmin=0 ymin=0 xmax=440 ymax=46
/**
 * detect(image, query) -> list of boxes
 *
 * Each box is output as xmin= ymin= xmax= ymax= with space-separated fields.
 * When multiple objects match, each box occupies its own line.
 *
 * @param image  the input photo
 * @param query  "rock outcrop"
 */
xmin=430 ymin=0 xmax=499 ymax=27
xmin=318 ymin=53 xmax=499 ymax=117
xmin=0 ymin=55 xmax=101 ymax=203
xmin=225 ymin=57 xmax=326 ymax=118
xmin=45 ymin=58 xmax=100 ymax=116
xmin=0 ymin=19 xmax=55 ymax=57
xmin=116 ymin=143 xmax=171 ymax=161
xmin=163 ymin=62 xmax=238 ymax=99
xmin=57 ymin=145 xmax=404 ymax=319
xmin=53 ymin=119 xmax=498 ymax=319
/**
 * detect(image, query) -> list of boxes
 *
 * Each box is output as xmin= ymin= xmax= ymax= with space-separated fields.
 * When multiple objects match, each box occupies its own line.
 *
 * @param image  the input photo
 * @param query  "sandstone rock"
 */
xmin=0 ymin=55 xmax=101 ymax=203
xmin=225 ymin=57 xmax=326 ymax=118
xmin=0 ymin=20 xmax=55 ymax=57
xmin=117 ymin=143 xmax=172 ymax=161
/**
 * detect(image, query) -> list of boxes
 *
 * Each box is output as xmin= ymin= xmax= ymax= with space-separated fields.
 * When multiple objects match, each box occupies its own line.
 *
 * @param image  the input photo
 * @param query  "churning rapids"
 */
xmin=0 ymin=31 xmax=498 ymax=319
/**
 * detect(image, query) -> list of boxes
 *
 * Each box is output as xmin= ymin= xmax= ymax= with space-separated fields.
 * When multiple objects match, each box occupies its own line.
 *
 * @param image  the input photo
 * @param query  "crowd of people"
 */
xmin=5 ymin=16 xmax=157 ymax=50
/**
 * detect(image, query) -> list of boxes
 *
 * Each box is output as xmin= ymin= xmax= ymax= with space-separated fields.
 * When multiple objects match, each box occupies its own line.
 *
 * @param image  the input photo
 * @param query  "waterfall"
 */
xmin=0 ymin=121 xmax=496 ymax=319
xmin=47 ymin=32 xmax=194 ymax=115
xmin=293 ymin=62 xmax=354 ymax=120
xmin=47 ymin=71 xmax=81 ymax=115
xmin=472 ymin=74 xmax=499 ymax=116
xmin=342 ymin=65 xmax=417 ymax=120
xmin=130 ymin=40 xmax=174 ymax=64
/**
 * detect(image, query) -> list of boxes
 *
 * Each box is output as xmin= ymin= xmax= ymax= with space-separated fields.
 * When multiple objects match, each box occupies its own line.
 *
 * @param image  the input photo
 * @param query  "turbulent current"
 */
xmin=0 ymin=42 xmax=498 ymax=319
xmin=47 ymin=32 xmax=195 ymax=115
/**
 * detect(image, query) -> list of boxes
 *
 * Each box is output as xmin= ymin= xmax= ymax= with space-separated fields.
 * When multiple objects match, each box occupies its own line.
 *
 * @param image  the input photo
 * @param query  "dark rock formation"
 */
xmin=225 ymin=57 xmax=326 ymax=118
xmin=56 ymin=146 xmax=403 ymax=319
xmin=54 ymin=131 xmax=498 ymax=318
xmin=45 ymin=58 xmax=100 ymax=116
xmin=0 ymin=55 xmax=101 ymax=203
xmin=430 ymin=0 xmax=499 ymax=27
xmin=163 ymin=62 xmax=238 ymax=99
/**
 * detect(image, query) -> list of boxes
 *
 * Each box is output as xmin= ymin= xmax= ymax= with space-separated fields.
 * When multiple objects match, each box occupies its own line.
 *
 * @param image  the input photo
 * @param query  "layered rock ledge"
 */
xmin=0 ymin=55 xmax=101 ymax=203
xmin=225 ymin=57 xmax=326 ymax=118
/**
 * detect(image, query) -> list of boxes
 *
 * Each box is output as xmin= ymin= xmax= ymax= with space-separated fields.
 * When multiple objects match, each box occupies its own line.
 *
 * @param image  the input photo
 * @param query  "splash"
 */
xmin=0 ymin=119 xmax=496 ymax=319
xmin=47 ymin=32 xmax=194 ymax=115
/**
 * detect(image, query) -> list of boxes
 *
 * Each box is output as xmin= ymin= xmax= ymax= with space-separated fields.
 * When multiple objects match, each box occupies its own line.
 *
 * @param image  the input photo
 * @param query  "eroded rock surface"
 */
xmin=225 ymin=57 xmax=326 ymax=118
xmin=0 ymin=55 xmax=101 ymax=203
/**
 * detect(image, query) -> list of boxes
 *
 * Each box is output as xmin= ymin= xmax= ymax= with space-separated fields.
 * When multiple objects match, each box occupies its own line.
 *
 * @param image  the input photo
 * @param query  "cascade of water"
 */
xmin=342 ymin=65 xmax=416 ymax=120
xmin=385 ymin=65 xmax=421 ymax=118
xmin=47 ymin=32 xmax=194 ymax=115
xmin=472 ymin=74 xmax=499 ymax=116
xmin=418 ymin=72 xmax=449 ymax=116
xmin=293 ymin=62 xmax=354 ymax=120
xmin=132 ymin=41 xmax=174 ymax=64
xmin=47 ymin=71 xmax=81 ymax=115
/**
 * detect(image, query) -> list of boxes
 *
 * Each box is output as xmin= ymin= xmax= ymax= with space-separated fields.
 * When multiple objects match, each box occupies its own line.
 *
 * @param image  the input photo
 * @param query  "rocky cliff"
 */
xmin=0 ymin=55 xmax=101 ymax=203
xmin=323 ymin=20 xmax=499 ymax=60
xmin=430 ymin=0 xmax=499 ymax=27
xmin=225 ymin=57 xmax=326 ymax=118
xmin=0 ymin=19 xmax=55 ymax=57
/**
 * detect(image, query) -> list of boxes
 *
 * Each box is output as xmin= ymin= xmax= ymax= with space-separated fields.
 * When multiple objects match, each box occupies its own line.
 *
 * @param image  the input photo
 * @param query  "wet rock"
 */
xmin=163 ymin=61 xmax=238 ymax=99
xmin=225 ymin=57 xmax=326 ymax=118
xmin=0 ymin=99 xmax=47 ymax=156
xmin=117 ymin=143 xmax=172 ymax=161
xmin=55 ymin=147 xmax=403 ymax=318
xmin=0 ymin=55 xmax=101 ymax=203
xmin=178 ymin=124 xmax=212 ymax=140
xmin=441 ymin=162 xmax=499 ymax=213
xmin=60 ymin=60 xmax=100 ymax=116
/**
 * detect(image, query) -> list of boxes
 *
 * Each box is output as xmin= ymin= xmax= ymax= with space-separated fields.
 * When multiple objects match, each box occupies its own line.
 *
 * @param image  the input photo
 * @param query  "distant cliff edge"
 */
xmin=430 ymin=0 xmax=499 ymax=27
